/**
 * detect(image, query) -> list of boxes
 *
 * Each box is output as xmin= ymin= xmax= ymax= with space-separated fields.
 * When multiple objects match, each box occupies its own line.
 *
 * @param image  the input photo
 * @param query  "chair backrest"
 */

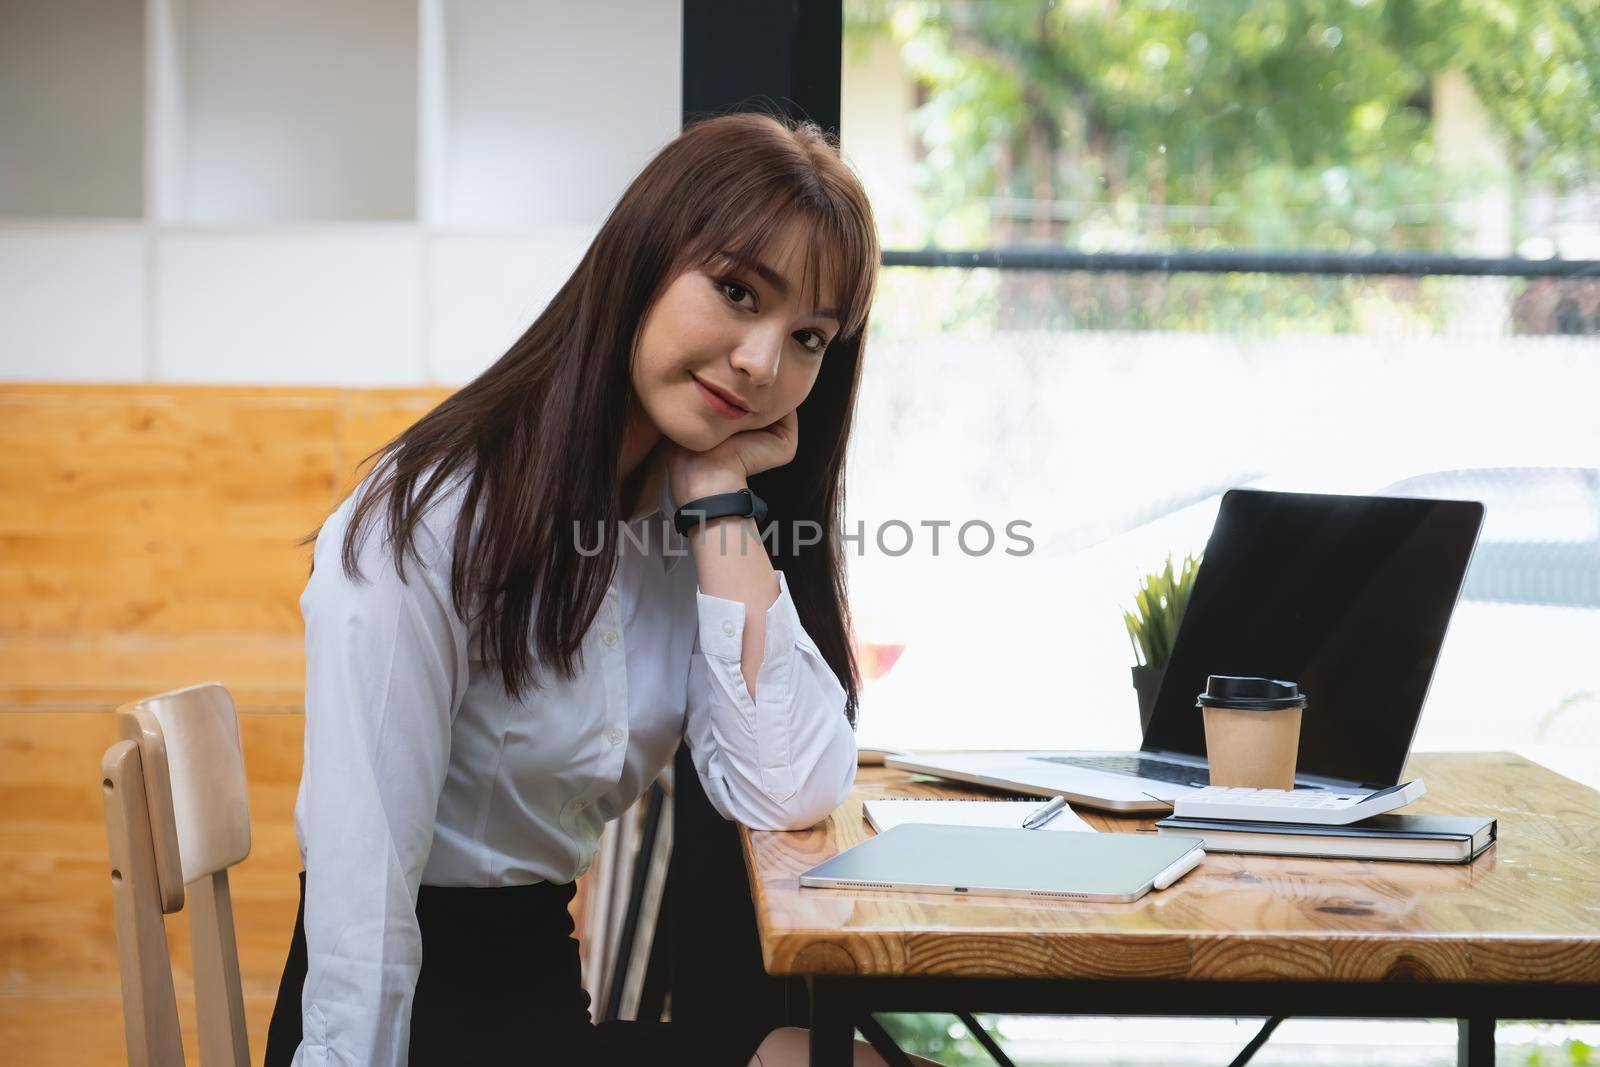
xmin=102 ymin=682 xmax=253 ymax=1067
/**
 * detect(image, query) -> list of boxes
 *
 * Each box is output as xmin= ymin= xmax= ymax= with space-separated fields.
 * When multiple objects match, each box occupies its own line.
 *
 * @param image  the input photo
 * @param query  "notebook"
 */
xmin=1153 ymin=813 xmax=1497 ymax=863
xmin=864 ymin=798 xmax=1093 ymax=835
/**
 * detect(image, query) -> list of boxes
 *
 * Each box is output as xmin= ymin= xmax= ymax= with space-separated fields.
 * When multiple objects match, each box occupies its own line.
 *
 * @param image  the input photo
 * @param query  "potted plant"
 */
xmin=1123 ymin=552 xmax=1203 ymax=736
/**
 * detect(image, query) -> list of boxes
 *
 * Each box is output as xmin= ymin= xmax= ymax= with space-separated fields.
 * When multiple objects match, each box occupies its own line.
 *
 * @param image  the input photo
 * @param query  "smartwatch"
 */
xmin=673 ymin=488 xmax=769 ymax=536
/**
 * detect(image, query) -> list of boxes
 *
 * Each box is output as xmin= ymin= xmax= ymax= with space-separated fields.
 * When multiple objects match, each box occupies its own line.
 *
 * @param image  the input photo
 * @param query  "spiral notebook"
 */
xmin=863 ymin=797 xmax=1094 ymax=834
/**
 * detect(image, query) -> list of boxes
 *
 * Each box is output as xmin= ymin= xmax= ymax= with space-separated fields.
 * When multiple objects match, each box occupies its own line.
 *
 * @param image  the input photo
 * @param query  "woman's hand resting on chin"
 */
xmin=665 ymin=409 xmax=799 ymax=506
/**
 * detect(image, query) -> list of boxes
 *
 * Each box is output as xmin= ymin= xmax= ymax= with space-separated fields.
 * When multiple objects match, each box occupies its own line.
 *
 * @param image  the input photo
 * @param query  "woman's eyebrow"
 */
xmin=718 ymin=250 xmax=842 ymax=323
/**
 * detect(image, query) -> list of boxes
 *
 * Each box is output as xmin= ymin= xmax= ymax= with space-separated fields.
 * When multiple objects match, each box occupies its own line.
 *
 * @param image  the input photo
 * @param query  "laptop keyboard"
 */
xmin=1032 ymin=754 xmax=1210 ymax=786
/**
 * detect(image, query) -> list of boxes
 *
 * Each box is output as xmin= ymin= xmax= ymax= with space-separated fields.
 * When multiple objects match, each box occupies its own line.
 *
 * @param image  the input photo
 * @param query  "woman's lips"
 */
xmin=693 ymin=376 xmax=751 ymax=418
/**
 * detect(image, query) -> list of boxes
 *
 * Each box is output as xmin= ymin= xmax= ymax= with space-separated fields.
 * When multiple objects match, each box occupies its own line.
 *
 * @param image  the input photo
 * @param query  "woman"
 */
xmin=263 ymin=114 xmax=893 ymax=1066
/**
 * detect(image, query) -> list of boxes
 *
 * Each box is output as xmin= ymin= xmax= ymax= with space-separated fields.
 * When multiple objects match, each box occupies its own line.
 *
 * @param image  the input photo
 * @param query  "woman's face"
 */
xmin=630 ymin=222 xmax=841 ymax=453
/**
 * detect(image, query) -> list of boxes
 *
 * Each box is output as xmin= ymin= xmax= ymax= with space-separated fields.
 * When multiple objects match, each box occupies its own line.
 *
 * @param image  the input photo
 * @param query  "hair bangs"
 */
xmin=679 ymin=180 xmax=878 ymax=341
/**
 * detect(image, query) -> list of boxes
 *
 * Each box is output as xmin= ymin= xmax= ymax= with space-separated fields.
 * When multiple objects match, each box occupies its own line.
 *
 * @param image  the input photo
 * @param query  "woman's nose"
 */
xmin=728 ymin=325 xmax=783 ymax=387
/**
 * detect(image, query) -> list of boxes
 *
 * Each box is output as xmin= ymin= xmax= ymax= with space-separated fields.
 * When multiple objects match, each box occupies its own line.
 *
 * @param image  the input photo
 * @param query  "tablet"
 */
xmin=799 ymin=824 xmax=1204 ymax=903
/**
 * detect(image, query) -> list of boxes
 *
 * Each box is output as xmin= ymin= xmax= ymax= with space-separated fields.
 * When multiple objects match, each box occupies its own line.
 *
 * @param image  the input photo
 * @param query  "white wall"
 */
xmin=0 ymin=0 xmax=682 ymax=385
xmin=438 ymin=0 xmax=680 ymax=229
xmin=0 ymin=0 xmax=145 ymax=218
xmin=0 ymin=224 xmax=147 ymax=378
xmin=176 ymin=0 xmax=419 ymax=223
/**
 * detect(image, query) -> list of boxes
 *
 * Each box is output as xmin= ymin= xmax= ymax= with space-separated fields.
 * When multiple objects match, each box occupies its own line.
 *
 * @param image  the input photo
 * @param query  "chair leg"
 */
xmin=604 ymin=781 xmax=669 ymax=1022
xmin=190 ymin=869 xmax=251 ymax=1067
xmin=102 ymin=740 xmax=185 ymax=1067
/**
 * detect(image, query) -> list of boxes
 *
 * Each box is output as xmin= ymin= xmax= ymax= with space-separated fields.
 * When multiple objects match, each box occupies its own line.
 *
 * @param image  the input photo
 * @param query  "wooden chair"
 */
xmin=101 ymin=682 xmax=253 ymax=1067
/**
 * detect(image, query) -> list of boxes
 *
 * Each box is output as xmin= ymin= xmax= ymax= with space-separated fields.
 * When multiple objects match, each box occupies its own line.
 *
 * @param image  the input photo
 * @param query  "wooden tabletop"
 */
xmin=739 ymin=753 xmax=1600 ymax=984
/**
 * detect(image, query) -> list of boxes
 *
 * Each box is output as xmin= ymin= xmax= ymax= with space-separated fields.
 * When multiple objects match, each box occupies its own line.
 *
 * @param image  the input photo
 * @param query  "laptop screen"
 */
xmin=1142 ymin=489 xmax=1484 ymax=787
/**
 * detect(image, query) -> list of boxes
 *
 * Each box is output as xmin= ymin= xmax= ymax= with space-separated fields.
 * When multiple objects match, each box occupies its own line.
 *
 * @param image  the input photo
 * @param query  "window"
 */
xmin=839 ymin=1 xmax=1600 ymax=785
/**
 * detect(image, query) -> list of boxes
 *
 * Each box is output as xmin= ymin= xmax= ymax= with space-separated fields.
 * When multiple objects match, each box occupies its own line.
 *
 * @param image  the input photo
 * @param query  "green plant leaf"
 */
xmin=1124 ymin=611 xmax=1147 ymax=666
xmin=1125 ymin=551 xmax=1205 ymax=668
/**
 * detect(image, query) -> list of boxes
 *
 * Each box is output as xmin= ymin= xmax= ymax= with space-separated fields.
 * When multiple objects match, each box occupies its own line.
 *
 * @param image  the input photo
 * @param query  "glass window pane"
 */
xmin=840 ymin=1 xmax=1600 ymax=782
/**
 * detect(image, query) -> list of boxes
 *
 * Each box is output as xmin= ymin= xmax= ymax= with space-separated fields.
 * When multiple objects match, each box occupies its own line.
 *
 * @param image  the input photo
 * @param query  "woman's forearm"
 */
xmin=685 ymin=511 xmax=780 ymax=698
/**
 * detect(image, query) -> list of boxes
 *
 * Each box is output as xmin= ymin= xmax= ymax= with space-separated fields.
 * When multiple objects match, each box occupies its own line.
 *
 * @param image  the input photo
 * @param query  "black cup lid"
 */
xmin=1195 ymin=675 xmax=1307 ymax=711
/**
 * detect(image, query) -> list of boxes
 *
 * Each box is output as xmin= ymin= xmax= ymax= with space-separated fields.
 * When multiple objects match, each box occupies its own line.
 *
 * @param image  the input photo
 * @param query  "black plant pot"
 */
xmin=1131 ymin=665 xmax=1166 ymax=738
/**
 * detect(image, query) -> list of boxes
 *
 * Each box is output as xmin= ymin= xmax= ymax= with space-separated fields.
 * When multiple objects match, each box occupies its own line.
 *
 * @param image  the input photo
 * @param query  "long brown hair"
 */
xmin=339 ymin=113 xmax=879 ymax=718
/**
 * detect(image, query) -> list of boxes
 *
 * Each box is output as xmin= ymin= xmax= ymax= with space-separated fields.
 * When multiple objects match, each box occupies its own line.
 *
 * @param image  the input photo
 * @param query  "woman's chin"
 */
xmin=656 ymin=419 xmax=725 ymax=455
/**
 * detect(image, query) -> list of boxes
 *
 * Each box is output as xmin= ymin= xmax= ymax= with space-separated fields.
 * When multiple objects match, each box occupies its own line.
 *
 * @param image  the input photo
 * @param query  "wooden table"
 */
xmin=739 ymin=753 xmax=1600 ymax=1067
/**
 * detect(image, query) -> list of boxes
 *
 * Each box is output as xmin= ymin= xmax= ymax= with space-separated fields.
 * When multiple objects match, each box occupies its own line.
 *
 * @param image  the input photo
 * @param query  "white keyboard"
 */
xmin=1171 ymin=781 xmax=1427 ymax=825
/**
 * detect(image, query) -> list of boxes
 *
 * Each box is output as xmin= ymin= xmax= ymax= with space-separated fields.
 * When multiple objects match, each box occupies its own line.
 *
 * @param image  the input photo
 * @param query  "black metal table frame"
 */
xmin=806 ymin=975 xmax=1600 ymax=1067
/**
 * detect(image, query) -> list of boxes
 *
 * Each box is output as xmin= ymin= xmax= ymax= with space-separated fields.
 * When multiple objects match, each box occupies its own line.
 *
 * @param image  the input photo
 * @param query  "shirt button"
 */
xmin=721 ymin=621 xmax=736 ymax=637
xmin=602 ymin=630 xmax=619 ymax=647
xmin=606 ymin=727 xmax=625 ymax=746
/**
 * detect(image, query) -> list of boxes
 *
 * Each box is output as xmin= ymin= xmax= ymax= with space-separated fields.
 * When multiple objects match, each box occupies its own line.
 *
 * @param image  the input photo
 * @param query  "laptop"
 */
xmin=887 ymin=489 xmax=1486 ymax=813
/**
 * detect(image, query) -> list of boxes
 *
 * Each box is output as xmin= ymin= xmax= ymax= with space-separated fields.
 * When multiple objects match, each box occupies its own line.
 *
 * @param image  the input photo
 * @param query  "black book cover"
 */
xmin=1156 ymin=813 xmax=1496 ymax=841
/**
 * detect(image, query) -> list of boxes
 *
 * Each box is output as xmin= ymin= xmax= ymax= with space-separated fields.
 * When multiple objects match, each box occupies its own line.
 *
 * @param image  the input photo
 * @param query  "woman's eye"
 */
xmin=795 ymin=331 xmax=829 ymax=355
xmin=720 ymin=281 xmax=755 ymax=310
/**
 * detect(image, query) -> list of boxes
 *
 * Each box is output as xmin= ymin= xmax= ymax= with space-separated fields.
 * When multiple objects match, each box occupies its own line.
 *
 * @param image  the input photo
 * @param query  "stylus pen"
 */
xmin=1022 ymin=796 xmax=1068 ymax=830
xmin=1153 ymin=847 xmax=1206 ymax=890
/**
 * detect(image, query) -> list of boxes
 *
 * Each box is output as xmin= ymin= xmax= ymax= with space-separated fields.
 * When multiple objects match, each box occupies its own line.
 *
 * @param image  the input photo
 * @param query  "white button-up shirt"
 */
xmin=290 ymin=457 xmax=857 ymax=1066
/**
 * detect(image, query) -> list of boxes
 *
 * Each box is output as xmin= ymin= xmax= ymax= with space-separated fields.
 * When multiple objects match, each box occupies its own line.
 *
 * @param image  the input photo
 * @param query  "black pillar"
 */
xmin=661 ymin=0 xmax=844 ymax=1048
xmin=682 ymin=0 xmax=842 ymax=134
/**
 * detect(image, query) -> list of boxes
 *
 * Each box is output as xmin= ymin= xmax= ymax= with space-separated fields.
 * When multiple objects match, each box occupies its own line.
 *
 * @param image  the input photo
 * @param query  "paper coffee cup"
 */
xmin=1196 ymin=676 xmax=1307 ymax=790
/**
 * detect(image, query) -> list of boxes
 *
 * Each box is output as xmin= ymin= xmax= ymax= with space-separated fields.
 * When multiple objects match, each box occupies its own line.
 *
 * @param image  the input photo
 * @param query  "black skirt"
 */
xmin=264 ymin=871 xmax=760 ymax=1066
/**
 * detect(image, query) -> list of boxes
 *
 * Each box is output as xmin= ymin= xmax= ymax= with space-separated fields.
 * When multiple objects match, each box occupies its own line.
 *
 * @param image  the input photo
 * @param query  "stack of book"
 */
xmin=1152 ymin=781 xmax=1496 ymax=863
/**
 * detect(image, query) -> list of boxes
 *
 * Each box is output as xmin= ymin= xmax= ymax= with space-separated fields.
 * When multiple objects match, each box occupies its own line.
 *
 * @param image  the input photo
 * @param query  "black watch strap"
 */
xmin=673 ymin=488 xmax=768 ymax=536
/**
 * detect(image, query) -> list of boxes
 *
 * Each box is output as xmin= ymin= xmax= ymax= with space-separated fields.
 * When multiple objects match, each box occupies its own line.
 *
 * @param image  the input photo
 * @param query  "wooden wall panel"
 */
xmin=333 ymin=387 xmax=451 ymax=497
xmin=2 ymin=637 xmax=310 ymax=715
xmin=0 ymin=383 xmax=466 ymax=1061
xmin=2 ymin=534 xmax=313 ymax=636
xmin=0 ymin=387 xmax=341 ymax=538
xmin=0 ymin=384 xmax=451 ymax=713
xmin=0 ymin=711 xmax=305 ymax=993
xmin=0 ymin=992 xmax=281 ymax=1067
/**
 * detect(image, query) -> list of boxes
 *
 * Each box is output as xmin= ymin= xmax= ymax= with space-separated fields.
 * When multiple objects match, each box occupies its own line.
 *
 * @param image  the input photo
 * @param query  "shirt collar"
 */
xmin=625 ymin=451 xmax=688 ymax=575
